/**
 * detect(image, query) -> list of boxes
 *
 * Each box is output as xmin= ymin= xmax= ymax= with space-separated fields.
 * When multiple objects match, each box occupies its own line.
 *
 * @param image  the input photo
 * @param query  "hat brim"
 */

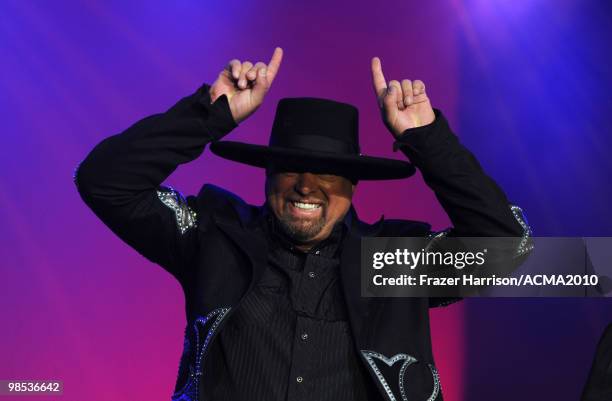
xmin=209 ymin=141 xmax=416 ymax=180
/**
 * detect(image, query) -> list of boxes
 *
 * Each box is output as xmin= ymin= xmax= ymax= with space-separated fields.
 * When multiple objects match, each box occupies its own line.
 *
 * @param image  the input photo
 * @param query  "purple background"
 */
xmin=1 ymin=0 xmax=611 ymax=400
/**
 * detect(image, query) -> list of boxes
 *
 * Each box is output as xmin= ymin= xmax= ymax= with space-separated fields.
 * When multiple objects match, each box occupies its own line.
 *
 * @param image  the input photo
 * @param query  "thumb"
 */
xmin=250 ymin=67 xmax=269 ymax=104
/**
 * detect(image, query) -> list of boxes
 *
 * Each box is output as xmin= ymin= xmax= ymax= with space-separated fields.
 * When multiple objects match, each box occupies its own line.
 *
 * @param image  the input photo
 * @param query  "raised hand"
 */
xmin=210 ymin=47 xmax=283 ymax=124
xmin=371 ymin=57 xmax=435 ymax=138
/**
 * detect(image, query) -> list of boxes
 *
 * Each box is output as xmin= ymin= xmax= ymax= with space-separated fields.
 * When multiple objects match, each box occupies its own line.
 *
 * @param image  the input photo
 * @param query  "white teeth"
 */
xmin=293 ymin=201 xmax=321 ymax=210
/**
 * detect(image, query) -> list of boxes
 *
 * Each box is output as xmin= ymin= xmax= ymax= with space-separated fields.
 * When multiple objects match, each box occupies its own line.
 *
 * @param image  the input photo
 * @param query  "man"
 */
xmin=75 ymin=47 xmax=531 ymax=401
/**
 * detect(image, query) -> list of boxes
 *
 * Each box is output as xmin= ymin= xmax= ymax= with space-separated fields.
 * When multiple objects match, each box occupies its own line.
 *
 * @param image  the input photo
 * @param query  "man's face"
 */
xmin=265 ymin=168 xmax=356 ymax=248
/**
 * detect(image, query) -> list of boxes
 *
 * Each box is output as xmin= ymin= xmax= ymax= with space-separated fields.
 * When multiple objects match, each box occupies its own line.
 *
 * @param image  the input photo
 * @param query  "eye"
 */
xmin=318 ymin=174 xmax=339 ymax=182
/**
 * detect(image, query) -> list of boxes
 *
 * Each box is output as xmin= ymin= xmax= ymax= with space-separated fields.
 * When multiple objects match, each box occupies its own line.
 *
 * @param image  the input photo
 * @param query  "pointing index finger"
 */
xmin=371 ymin=57 xmax=387 ymax=99
xmin=266 ymin=47 xmax=284 ymax=84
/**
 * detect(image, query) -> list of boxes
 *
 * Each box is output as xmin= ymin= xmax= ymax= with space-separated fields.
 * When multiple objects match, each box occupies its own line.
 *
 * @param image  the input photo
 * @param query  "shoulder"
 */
xmin=378 ymin=218 xmax=432 ymax=237
xmin=196 ymin=183 xmax=248 ymax=209
xmin=349 ymin=206 xmax=432 ymax=237
xmin=194 ymin=184 xmax=260 ymax=228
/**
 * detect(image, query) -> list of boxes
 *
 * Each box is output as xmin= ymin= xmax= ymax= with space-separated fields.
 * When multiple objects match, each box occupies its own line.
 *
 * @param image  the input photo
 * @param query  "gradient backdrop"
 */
xmin=1 ymin=1 xmax=612 ymax=400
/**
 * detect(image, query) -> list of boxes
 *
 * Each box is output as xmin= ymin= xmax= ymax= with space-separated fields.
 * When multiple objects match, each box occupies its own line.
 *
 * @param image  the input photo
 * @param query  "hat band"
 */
xmin=270 ymin=134 xmax=358 ymax=155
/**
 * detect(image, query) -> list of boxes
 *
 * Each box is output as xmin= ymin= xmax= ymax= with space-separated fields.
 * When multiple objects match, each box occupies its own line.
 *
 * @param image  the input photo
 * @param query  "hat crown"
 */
xmin=269 ymin=97 xmax=360 ymax=155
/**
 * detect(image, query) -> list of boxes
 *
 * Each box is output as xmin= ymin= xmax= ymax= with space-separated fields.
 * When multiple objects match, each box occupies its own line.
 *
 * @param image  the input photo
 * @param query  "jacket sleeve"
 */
xmin=393 ymin=108 xmax=533 ymax=307
xmin=74 ymin=83 xmax=237 ymax=282
xmin=393 ymin=108 xmax=531 ymax=239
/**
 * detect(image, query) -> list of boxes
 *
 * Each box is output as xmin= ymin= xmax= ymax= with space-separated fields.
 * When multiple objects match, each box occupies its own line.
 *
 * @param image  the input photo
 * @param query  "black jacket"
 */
xmin=74 ymin=83 xmax=531 ymax=401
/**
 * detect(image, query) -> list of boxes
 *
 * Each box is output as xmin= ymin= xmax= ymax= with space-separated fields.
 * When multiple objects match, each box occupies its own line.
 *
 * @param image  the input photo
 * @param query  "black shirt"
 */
xmin=212 ymin=206 xmax=378 ymax=401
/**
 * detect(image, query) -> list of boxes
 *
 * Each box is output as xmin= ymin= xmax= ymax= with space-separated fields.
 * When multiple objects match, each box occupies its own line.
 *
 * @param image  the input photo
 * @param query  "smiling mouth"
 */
xmin=291 ymin=201 xmax=322 ymax=210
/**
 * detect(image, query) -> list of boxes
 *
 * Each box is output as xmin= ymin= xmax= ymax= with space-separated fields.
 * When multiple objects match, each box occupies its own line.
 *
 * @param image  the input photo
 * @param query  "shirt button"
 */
xmin=308 ymin=271 xmax=316 ymax=278
xmin=296 ymin=376 xmax=303 ymax=383
xmin=315 ymin=250 xmax=320 ymax=255
xmin=301 ymin=332 xmax=309 ymax=341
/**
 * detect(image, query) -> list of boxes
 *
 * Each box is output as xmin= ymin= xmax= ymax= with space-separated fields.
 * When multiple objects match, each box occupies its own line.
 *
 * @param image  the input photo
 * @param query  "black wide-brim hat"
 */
xmin=210 ymin=97 xmax=416 ymax=181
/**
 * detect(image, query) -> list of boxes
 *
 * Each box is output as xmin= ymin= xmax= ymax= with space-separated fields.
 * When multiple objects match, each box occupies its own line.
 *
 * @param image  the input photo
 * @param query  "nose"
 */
xmin=294 ymin=172 xmax=318 ymax=196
